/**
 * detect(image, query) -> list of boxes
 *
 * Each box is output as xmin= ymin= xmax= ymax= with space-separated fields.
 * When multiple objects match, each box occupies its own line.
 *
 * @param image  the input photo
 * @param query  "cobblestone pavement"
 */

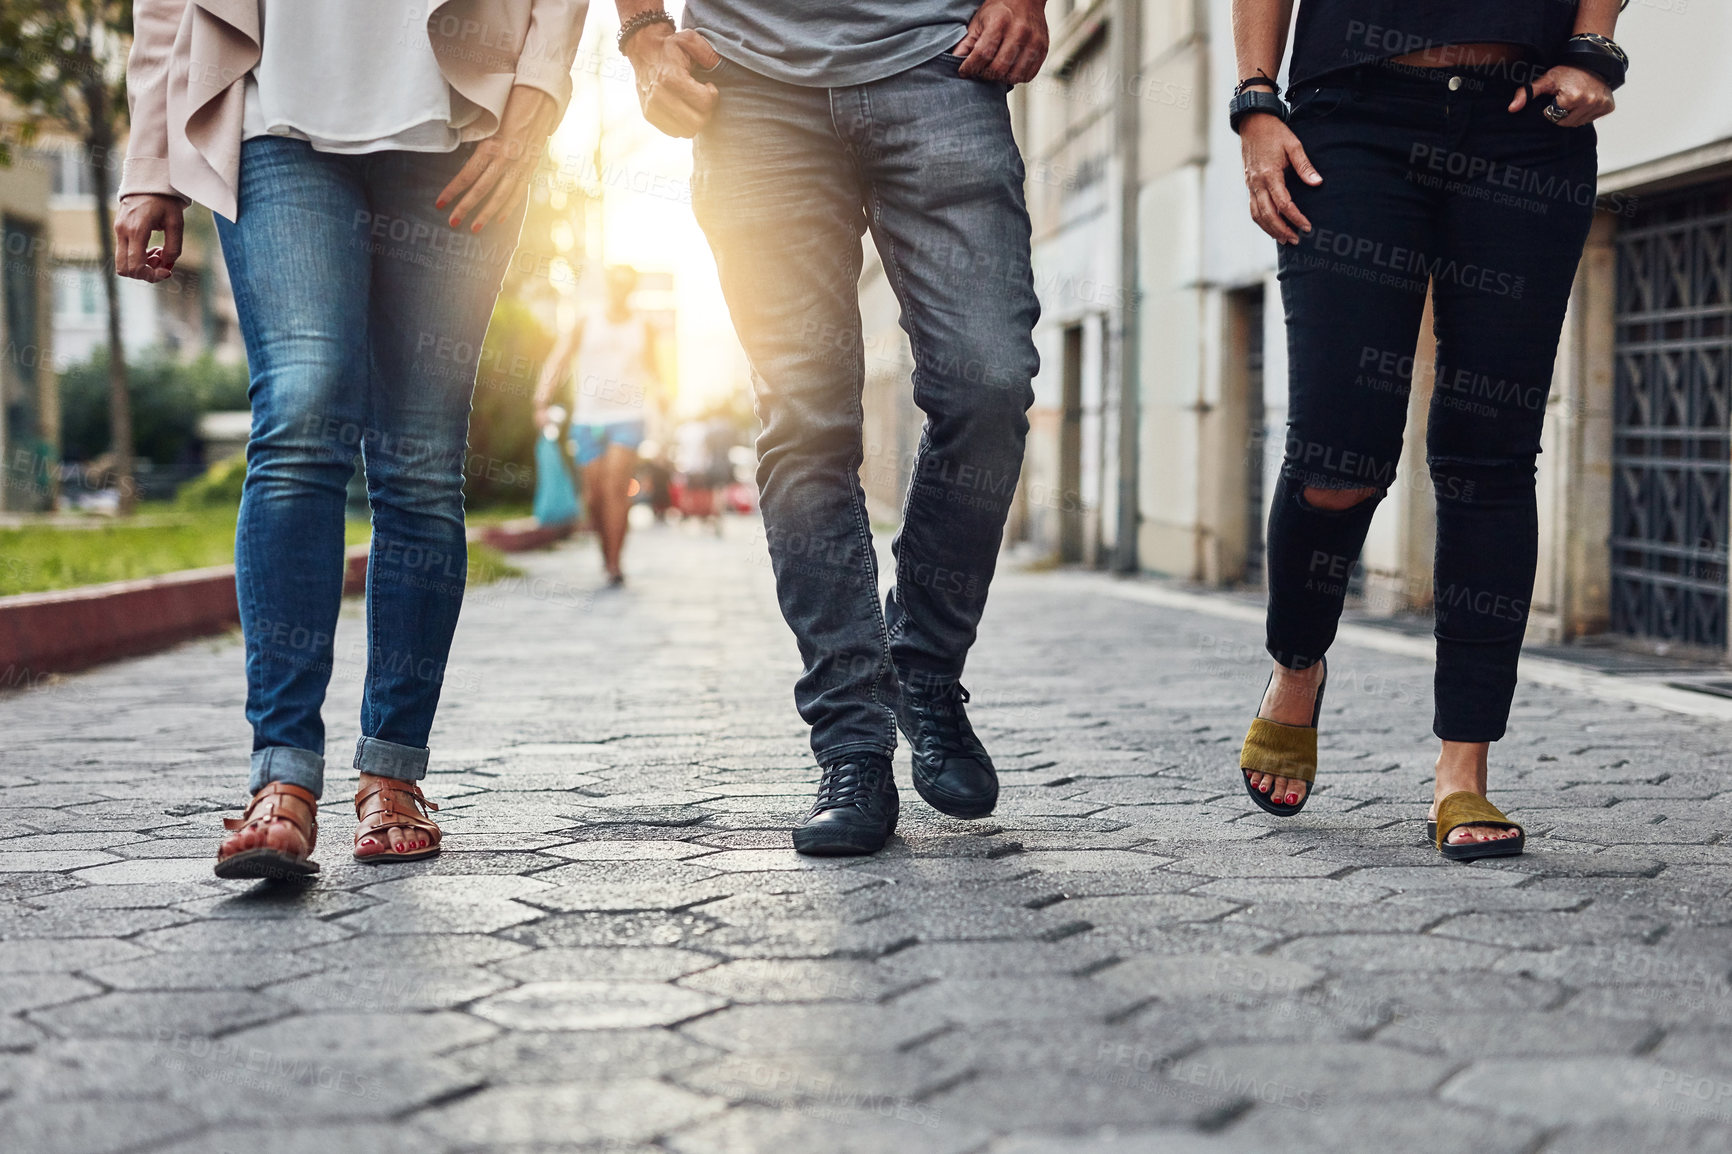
xmin=4 ymin=521 xmax=1732 ymax=1154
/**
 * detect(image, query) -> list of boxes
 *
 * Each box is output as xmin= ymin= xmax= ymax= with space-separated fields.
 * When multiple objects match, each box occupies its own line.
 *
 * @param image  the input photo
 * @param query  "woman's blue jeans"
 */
xmin=216 ymin=137 xmax=524 ymax=799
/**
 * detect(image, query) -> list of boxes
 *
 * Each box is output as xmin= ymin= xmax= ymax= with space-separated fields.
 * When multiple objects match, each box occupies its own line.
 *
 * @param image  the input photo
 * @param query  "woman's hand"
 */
xmin=1240 ymin=113 xmax=1322 ymax=245
xmin=437 ymin=85 xmax=558 ymax=232
xmin=1509 ymin=65 xmax=1615 ymax=128
xmin=114 ymin=194 xmax=184 ymax=283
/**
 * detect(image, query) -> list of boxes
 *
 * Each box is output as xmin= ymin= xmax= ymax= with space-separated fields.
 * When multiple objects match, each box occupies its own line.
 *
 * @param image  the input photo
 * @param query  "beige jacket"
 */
xmin=120 ymin=0 xmax=588 ymax=219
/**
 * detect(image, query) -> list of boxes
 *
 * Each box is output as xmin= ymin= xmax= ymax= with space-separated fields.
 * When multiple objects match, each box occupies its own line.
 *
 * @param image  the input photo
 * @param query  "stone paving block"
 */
xmin=679 ymin=1003 xmax=939 ymax=1054
xmin=1559 ymin=984 xmax=1732 ymax=1027
xmin=925 ymin=1066 xmax=1244 ymax=1130
xmin=677 ymin=957 xmax=916 ymax=1004
xmin=336 ymin=897 xmax=544 ymax=936
xmin=29 ymin=988 xmax=292 ymax=1040
xmin=85 ymin=949 xmax=324 ymax=992
xmin=674 ymin=1048 xmax=971 ymax=1110
xmin=0 ymin=1099 xmax=202 ymax=1154
xmin=1540 ymin=1120 xmax=1732 ymax=1154
xmin=0 ymin=937 xmax=150 ymax=973
xmin=420 ymin=1080 xmax=726 ymax=1147
xmin=1080 ymin=920 xmax=1287 ymax=959
xmin=0 ymin=831 xmax=147 ymax=852
xmin=517 ymin=858 xmax=728 ymax=893
xmin=491 ymin=945 xmax=718 ymax=983
xmin=297 ymin=932 xmax=529 ymax=971
xmin=1220 ymin=1096 xmax=1542 ymax=1154
xmin=525 ymin=879 xmax=733 ymax=913
xmin=1093 ymin=954 xmax=1327 ymax=1002
xmin=1185 ymin=1041 xmax=1454 ymax=1101
xmin=136 ymin=917 xmax=353 ymax=953
xmin=544 ymin=839 xmax=720 ymax=861
xmin=266 ymin=964 xmax=514 ymax=1012
xmin=0 ymin=973 xmax=102 ymax=1014
xmin=987 ymin=1130 xmax=1248 ymax=1154
xmin=224 ymin=1009 xmax=498 ymax=1058
xmin=1377 ymin=1009 xmax=1659 ymax=1058
xmin=1441 ymin=1056 xmax=1707 ymax=1126
xmin=877 ymin=939 xmax=1119 ymax=981
xmin=453 ymin=1027 xmax=724 ymax=1087
xmin=666 ymin=1103 xmax=988 ymax=1154
xmin=695 ymin=907 xmax=919 ymax=960
xmin=470 ymin=980 xmax=725 ymax=1030
xmin=150 ymin=1123 xmax=457 ymax=1154
xmin=0 ymin=903 xmax=192 ymax=939
xmin=1275 ymin=933 xmax=1511 ymax=973
xmin=0 ymin=850 xmax=121 ymax=873
xmin=1057 ymin=894 xmax=1243 ymax=928
xmin=499 ymin=910 xmax=721 ymax=950
xmin=893 ymin=976 xmax=1144 ymax=1025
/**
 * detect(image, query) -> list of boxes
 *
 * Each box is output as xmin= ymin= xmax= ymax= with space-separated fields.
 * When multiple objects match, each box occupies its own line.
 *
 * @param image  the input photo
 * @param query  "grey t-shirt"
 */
xmin=681 ymin=1 xmax=977 ymax=87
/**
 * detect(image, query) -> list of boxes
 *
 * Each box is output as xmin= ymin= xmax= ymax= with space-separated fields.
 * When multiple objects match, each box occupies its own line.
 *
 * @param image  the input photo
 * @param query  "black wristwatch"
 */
xmin=1229 ymin=89 xmax=1288 ymax=134
xmin=1558 ymin=32 xmax=1628 ymax=90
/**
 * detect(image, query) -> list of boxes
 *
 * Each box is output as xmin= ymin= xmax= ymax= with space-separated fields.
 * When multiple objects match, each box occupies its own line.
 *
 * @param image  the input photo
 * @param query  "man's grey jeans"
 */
xmin=691 ymin=49 xmax=1040 ymax=763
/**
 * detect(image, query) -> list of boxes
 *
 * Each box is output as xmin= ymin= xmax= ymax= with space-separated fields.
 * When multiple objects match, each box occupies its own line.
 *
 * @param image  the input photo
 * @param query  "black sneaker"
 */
xmin=791 ymin=755 xmax=899 ymax=856
xmin=896 ymin=678 xmax=998 ymax=819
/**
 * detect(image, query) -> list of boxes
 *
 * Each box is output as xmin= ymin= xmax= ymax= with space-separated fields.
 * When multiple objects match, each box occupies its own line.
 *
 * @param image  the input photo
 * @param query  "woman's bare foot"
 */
xmin=1429 ymin=742 xmax=1522 ymax=846
xmin=353 ymin=773 xmax=442 ymax=861
xmin=1245 ymin=660 xmax=1325 ymax=807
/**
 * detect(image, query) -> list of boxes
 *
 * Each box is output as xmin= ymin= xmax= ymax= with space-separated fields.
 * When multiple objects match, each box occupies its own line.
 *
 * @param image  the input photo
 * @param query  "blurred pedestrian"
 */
xmin=535 ymin=266 xmax=663 ymax=586
xmin=114 ymin=0 xmax=587 ymax=878
xmin=1231 ymin=0 xmax=1625 ymax=859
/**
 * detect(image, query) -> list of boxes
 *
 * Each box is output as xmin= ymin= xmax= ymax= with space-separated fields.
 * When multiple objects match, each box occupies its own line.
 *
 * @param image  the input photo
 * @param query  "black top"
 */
xmin=1287 ymin=1 xmax=1580 ymax=88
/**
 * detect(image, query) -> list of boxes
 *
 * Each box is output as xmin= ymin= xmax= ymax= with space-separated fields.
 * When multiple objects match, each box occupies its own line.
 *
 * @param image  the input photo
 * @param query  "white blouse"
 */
xmin=242 ymin=0 xmax=475 ymax=154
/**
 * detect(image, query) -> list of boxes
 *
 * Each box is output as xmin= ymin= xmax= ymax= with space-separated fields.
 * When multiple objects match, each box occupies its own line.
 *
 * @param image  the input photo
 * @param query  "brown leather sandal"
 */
xmin=214 ymin=782 xmax=320 ymax=879
xmin=353 ymin=778 xmax=442 ymax=863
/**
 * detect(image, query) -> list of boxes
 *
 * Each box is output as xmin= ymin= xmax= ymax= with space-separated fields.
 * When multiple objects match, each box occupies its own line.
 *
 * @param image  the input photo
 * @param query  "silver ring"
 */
xmin=1544 ymin=101 xmax=1569 ymax=124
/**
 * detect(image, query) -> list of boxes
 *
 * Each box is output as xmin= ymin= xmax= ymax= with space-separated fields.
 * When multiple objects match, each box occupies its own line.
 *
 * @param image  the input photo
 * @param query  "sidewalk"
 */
xmin=3 ymin=521 xmax=1730 ymax=1153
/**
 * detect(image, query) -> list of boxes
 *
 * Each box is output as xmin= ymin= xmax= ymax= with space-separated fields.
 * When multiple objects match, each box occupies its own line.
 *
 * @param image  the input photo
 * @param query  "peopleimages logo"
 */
xmin=1301 ymin=228 xmax=1526 ymax=299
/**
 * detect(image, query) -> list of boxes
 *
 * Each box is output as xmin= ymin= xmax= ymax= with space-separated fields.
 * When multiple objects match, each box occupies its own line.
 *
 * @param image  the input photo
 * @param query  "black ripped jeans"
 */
xmin=1266 ymin=63 xmax=1597 ymax=742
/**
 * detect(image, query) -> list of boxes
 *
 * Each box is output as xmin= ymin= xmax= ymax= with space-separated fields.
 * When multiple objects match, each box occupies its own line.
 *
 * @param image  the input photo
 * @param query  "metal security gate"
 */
xmin=1611 ymin=185 xmax=1732 ymax=648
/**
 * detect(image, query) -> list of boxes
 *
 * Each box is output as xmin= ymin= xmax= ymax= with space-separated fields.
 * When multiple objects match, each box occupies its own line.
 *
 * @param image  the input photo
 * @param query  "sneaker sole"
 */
xmin=791 ymin=825 xmax=894 ymax=856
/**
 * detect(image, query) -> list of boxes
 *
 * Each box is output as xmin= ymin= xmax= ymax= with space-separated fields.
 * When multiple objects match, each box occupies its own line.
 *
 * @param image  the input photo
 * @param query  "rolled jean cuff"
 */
xmin=354 ymin=735 xmax=430 ymax=782
xmin=249 ymin=746 xmax=325 ymax=799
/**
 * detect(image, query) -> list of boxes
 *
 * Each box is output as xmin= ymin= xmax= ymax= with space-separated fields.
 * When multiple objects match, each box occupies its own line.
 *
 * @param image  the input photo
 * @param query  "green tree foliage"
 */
xmin=468 ymin=296 xmax=552 ymax=508
xmin=59 ymin=349 xmax=248 ymax=465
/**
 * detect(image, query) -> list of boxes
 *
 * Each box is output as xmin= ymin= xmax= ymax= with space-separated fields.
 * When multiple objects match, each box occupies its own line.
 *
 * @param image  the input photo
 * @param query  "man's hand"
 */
xmin=437 ymin=85 xmax=558 ymax=232
xmin=956 ymin=0 xmax=1049 ymax=85
xmin=1509 ymin=65 xmax=1615 ymax=128
xmin=1240 ymin=113 xmax=1321 ymax=245
xmin=114 ymin=194 xmax=184 ymax=283
xmin=627 ymin=24 xmax=722 ymax=138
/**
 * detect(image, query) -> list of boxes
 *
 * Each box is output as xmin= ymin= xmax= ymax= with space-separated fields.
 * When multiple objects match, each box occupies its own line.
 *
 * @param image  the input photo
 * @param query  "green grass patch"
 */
xmin=2 ymin=506 xmax=522 ymax=597
xmin=1 ymin=508 xmax=243 ymax=596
